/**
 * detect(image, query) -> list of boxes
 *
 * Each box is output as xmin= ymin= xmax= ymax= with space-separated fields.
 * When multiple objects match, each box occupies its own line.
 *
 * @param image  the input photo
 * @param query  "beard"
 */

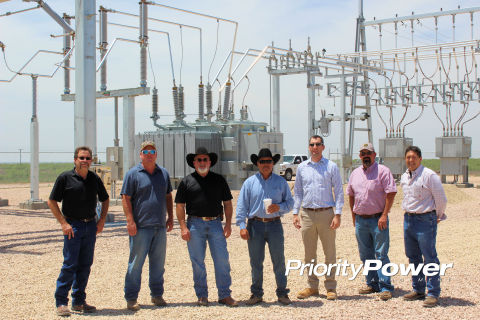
xmin=362 ymin=157 xmax=372 ymax=167
xmin=197 ymin=167 xmax=209 ymax=174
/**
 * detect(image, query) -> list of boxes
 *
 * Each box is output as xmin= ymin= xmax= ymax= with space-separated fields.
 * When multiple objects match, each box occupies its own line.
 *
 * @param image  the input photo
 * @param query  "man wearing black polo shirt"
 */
xmin=48 ymin=146 xmax=109 ymax=317
xmin=175 ymin=147 xmax=237 ymax=307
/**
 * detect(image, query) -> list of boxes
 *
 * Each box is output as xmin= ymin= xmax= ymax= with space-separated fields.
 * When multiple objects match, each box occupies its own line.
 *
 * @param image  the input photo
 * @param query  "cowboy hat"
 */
xmin=250 ymin=148 xmax=281 ymax=166
xmin=186 ymin=147 xmax=218 ymax=168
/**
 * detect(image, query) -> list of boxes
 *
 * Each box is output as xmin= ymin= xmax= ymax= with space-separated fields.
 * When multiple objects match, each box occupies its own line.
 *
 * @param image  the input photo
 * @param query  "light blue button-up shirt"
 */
xmin=236 ymin=172 xmax=294 ymax=230
xmin=293 ymin=157 xmax=344 ymax=214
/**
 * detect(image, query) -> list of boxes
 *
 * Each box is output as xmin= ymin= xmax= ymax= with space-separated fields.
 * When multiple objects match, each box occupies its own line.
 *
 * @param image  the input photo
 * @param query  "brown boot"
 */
xmin=297 ymin=288 xmax=319 ymax=299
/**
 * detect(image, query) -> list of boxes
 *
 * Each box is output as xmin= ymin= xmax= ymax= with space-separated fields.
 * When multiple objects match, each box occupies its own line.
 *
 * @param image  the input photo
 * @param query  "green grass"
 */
xmin=421 ymin=158 xmax=480 ymax=174
xmin=0 ymin=163 xmax=73 ymax=183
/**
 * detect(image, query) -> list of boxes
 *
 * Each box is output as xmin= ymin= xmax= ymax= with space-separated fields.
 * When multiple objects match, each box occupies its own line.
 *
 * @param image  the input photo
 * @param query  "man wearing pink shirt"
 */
xmin=347 ymin=143 xmax=397 ymax=301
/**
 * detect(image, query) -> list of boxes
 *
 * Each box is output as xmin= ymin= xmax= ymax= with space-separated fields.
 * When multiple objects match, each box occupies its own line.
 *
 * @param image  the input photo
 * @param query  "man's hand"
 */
xmin=223 ymin=223 xmax=232 ymax=238
xmin=96 ymin=219 xmax=106 ymax=234
xmin=352 ymin=214 xmax=356 ymax=227
xmin=181 ymin=227 xmax=191 ymax=241
xmin=240 ymin=228 xmax=249 ymax=240
xmin=127 ymin=220 xmax=137 ymax=236
xmin=61 ymin=222 xmax=74 ymax=239
xmin=166 ymin=216 xmax=174 ymax=232
xmin=267 ymin=204 xmax=280 ymax=214
xmin=293 ymin=215 xmax=301 ymax=229
xmin=378 ymin=214 xmax=388 ymax=230
xmin=330 ymin=214 xmax=341 ymax=229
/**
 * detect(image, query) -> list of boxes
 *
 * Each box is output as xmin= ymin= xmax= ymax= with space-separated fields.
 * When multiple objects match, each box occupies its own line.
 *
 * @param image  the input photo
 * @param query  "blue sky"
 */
xmin=1 ymin=0 xmax=479 ymax=163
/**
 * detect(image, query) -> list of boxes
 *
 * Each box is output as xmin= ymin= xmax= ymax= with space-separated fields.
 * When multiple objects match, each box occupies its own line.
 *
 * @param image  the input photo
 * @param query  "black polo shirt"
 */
xmin=175 ymin=171 xmax=233 ymax=217
xmin=49 ymin=168 xmax=109 ymax=220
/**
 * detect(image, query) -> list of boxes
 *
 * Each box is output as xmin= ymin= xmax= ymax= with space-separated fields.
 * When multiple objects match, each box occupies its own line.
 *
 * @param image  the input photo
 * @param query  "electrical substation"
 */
xmin=1 ymin=0 xmax=479 ymax=208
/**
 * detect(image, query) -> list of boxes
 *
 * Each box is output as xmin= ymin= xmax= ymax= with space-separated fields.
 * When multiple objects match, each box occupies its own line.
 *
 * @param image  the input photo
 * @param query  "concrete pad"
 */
xmin=19 ymin=200 xmax=49 ymax=210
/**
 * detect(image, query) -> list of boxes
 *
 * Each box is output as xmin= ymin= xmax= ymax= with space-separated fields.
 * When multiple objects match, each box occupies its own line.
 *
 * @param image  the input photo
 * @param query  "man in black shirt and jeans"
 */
xmin=48 ymin=146 xmax=109 ymax=317
xmin=175 ymin=147 xmax=237 ymax=307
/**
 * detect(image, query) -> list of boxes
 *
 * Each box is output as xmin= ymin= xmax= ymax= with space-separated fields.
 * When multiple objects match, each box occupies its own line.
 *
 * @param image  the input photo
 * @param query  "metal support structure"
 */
xmin=139 ymin=0 xmax=148 ymax=87
xmin=123 ymin=96 xmax=135 ymax=173
xmin=271 ymin=75 xmax=280 ymax=132
xmin=114 ymin=97 xmax=119 ymax=146
xmin=74 ymin=0 xmax=97 ymax=156
xmin=99 ymin=6 xmax=108 ymax=91
xmin=63 ymin=14 xmax=71 ymax=94
xmin=339 ymin=72 xmax=347 ymax=183
xmin=307 ymin=72 xmax=315 ymax=139
xmin=30 ymin=76 xmax=40 ymax=201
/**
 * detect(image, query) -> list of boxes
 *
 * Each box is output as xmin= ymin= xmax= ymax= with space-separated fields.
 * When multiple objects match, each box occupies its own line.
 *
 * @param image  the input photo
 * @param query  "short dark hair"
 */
xmin=74 ymin=146 xmax=93 ymax=159
xmin=309 ymin=135 xmax=324 ymax=144
xmin=405 ymin=145 xmax=422 ymax=158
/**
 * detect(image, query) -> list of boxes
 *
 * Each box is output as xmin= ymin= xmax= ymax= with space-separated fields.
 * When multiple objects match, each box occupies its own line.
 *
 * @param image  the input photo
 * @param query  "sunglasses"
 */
xmin=309 ymin=143 xmax=323 ymax=147
xmin=259 ymin=159 xmax=273 ymax=164
xmin=360 ymin=151 xmax=372 ymax=156
xmin=142 ymin=150 xmax=157 ymax=155
xmin=195 ymin=157 xmax=209 ymax=162
xmin=77 ymin=157 xmax=92 ymax=160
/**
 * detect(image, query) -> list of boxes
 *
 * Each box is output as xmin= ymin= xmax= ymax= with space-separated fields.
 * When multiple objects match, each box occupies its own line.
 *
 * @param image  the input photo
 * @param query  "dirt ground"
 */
xmin=0 ymin=176 xmax=479 ymax=319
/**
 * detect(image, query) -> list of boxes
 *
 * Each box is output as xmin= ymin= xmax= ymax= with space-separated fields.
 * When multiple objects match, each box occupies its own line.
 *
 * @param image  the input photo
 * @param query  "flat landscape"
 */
xmin=1 ymin=177 xmax=479 ymax=319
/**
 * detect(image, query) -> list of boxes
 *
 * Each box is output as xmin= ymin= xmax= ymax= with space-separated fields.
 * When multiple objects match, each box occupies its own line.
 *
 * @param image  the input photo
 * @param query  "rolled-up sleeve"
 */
xmin=429 ymin=173 xmax=447 ymax=220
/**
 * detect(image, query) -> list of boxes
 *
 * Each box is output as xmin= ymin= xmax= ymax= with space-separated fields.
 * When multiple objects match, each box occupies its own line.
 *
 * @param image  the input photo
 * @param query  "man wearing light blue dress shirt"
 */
xmin=293 ymin=135 xmax=344 ymax=301
xmin=236 ymin=148 xmax=294 ymax=306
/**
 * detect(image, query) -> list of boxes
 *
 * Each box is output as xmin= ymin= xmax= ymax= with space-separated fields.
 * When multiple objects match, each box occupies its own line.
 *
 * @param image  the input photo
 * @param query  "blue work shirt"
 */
xmin=236 ymin=172 xmax=294 ymax=230
xmin=293 ymin=157 xmax=344 ymax=214
xmin=121 ymin=163 xmax=172 ymax=228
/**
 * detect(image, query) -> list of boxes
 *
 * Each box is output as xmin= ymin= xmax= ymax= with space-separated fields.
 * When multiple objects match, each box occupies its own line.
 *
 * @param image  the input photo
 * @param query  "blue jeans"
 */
xmin=404 ymin=212 xmax=440 ymax=298
xmin=355 ymin=215 xmax=394 ymax=292
xmin=247 ymin=219 xmax=289 ymax=298
xmin=124 ymin=227 xmax=167 ymax=301
xmin=186 ymin=217 xmax=232 ymax=299
xmin=55 ymin=219 xmax=97 ymax=307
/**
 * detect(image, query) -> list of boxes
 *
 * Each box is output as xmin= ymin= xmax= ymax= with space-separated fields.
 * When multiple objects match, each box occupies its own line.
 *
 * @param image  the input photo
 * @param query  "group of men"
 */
xmin=48 ymin=136 xmax=447 ymax=316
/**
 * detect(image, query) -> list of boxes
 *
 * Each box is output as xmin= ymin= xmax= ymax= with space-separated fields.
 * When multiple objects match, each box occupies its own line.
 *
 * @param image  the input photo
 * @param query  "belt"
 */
xmin=405 ymin=210 xmax=435 ymax=216
xmin=356 ymin=212 xmax=382 ymax=219
xmin=189 ymin=215 xmax=220 ymax=221
xmin=302 ymin=207 xmax=332 ymax=212
xmin=67 ymin=216 xmax=96 ymax=223
xmin=250 ymin=216 xmax=280 ymax=223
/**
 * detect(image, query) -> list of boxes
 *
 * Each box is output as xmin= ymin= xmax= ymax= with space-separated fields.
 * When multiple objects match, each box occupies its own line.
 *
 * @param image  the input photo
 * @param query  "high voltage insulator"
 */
xmin=152 ymin=87 xmax=158 ymax=115
xmin=206 ymin=83 xmax=213 ymax=117
xmin=179 ymin=85 xmax=185 ymax=116
xmin=223 ymin=82 xmax=231 ymax=119
xmin=198 ymin=83 xmax=204 ymax=120
xmin=172 ymin=86 xmax=180 ymax=121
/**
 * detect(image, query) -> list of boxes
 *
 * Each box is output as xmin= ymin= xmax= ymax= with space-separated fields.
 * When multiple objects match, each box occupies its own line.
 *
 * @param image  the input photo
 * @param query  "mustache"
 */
xmin=362 ymin=157 xmax=372 ymax=164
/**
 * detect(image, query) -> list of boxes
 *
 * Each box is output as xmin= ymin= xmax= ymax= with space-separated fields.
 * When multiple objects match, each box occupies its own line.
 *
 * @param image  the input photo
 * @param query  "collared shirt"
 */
xmin=400 ymin=165 xmax=447 ymax=220
xmin=293 ymin=157 xmax=344 ymax=214
xmin=121 ymin=163 xmax=173 ymax=228
xmin=346 ymin=162 xmax=397 ymax=215
xmin=49 ymin=168 xmax=109 ymax=220
xmin=236 ymin=172 xmax=294 ymax=230
xmin=175 ymin=171 xmax=233 ymax=217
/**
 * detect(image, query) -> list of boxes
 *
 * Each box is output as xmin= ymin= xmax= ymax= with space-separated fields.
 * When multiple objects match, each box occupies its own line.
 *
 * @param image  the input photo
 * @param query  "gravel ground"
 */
xmin=1 ymin=178 xmax=479 ymax=319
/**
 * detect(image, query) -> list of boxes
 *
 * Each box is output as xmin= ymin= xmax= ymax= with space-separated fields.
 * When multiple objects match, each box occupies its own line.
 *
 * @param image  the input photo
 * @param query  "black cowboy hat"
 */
xmin=186 ymin=147 xmax=218 ymax=168
xmin=250 ymin=148 xmax=281 ymax=166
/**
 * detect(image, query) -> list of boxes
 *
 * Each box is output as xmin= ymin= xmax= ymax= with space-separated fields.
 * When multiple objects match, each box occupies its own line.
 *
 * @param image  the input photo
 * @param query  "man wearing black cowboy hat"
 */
xmin=236 ymin=148 xmax=294 ymax=305
xmin=175 ymin=147 xmax=238 ymax=307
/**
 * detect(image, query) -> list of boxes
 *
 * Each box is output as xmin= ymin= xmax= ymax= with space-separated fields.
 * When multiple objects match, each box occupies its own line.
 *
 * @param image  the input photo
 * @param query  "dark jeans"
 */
xmin=404 ymin=212 xmax=441 ymax=297
xmin=55 ymin=219 xmax=97 ymax=307
xmin=247 ymin=219 xmax=289 ymax=298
